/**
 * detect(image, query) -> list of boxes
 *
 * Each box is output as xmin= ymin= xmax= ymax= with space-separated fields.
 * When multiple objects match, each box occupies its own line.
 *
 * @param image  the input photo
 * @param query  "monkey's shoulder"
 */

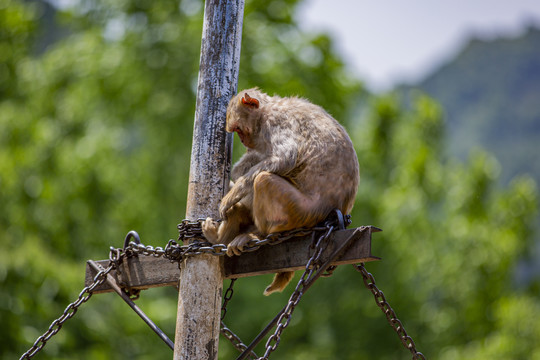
xmin=266 ymin=100 xmax=341 ymax=131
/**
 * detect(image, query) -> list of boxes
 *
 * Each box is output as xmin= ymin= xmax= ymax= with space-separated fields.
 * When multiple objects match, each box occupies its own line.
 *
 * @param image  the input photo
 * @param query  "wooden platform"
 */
xmin=85 ymin=226 xmax=380 ymax=294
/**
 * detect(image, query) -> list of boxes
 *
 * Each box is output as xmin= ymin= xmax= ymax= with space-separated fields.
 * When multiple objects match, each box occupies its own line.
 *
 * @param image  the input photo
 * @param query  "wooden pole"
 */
xmin=174 ymin=0 xmax=244 ymax=359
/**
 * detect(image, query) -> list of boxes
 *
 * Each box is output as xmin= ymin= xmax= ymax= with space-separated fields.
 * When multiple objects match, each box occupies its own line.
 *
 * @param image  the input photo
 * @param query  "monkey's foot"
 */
xmin=227 ymin=234 xmax=255 ymax=257
xmin=264 ymin=271 xmax=295 ymax=296
xmin=202 ymin=217 xmax=219 ymax=244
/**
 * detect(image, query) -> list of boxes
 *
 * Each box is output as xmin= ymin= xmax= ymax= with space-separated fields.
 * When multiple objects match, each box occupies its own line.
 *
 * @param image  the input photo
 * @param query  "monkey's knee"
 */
xmin=253 ymin=171 xmax=277 ymax=193
xmin=253 ymin=172 xmax=320 ymax=233
xmin=253 ymin=173 xmax=290 ymax=233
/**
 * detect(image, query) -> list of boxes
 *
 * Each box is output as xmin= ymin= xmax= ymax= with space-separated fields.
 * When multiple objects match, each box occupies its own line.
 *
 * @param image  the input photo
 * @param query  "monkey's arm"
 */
xmin=220 ymin=132 xmax=298 ymax=218
xmin=231 ymin=150 xmax=263 ymax=181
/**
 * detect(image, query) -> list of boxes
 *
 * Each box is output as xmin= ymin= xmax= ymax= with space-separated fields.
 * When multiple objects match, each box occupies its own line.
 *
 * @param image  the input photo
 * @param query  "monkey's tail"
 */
xmin=264 ymin=271 xmax=294 ymax=296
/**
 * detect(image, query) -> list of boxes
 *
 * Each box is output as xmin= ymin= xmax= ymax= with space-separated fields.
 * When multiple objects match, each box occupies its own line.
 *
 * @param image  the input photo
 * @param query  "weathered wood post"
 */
xmin=173 ymin=0 xmax=244 ymax=359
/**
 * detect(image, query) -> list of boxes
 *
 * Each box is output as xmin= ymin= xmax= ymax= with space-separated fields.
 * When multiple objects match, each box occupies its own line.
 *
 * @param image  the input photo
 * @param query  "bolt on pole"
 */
xmin=174 ymin=0 xmax=244 ymax=359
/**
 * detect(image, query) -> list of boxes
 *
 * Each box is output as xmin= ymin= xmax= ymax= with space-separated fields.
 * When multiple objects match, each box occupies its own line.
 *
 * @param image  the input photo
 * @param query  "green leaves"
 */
xmin=348 ymin=93 xmax=538 ymax=358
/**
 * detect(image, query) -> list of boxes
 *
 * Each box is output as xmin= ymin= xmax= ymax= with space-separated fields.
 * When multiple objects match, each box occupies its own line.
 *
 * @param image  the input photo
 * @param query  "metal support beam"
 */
xmin=87 ymin=260 xmax=174 ymax=350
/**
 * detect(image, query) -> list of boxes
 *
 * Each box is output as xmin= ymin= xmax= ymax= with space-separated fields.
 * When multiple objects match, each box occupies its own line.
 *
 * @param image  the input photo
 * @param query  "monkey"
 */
xmin=202 ymin=88 xmax=360 ymax=295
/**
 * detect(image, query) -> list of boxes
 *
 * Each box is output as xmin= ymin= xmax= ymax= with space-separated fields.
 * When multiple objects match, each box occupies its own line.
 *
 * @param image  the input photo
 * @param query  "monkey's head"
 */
xmin=226 ymin=89 xmax=263 ymax=149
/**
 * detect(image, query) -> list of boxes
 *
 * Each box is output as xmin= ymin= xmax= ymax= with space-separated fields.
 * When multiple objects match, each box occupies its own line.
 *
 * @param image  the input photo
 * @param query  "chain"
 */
xmin=243 ymin=214 xmax=351 ymax=253
xmin=258 ymin=223 xmax=336 ymax=360
xmin=221 ymin=322 xmax=259 ymax=359
xmin=19 ymin=251 xmax=123 ymax=360
xmin=221 ymin=279 xmax=236 ymax=321
xmin=177 ymin=218 xmax=207 ymax=242
xmin=354 ymin=264 xmax=426 ymax=360
xmin=219 ymin=279 xmax=259 ymax=359
xmin=320 ymin=265 xmax=337 ymax=277
xmin=174 ymin=216 xmax=352 ymax=257
xmin=123 ymin=218 xmax=341 ymax=263
xmin=241 ymin=226 xmax=325 ymax=252
xmin=20 ymin=215 xmax=347 ymax=360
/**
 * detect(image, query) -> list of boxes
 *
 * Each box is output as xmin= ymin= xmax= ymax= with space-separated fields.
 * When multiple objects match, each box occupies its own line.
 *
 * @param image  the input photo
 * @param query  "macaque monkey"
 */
xmin=203 ymin=88 xmax=359 ymax=295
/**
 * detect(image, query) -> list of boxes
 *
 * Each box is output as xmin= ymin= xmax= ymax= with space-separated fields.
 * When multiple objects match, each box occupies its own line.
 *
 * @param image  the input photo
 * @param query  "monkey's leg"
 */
xmin=217 ymin=202 xmax=253 ymax=245
xmin=264 ymin=272 xmax=295 ymax=296
xmin=253 ymin=171 xmax=326 ymax=295
xmin=202 ymin=202 xmax=252 ymax=245
xmin=252 ymin=171 xmax=324 ymax=234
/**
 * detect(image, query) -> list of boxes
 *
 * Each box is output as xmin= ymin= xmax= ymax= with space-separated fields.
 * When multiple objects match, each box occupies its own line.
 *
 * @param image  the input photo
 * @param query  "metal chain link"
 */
xmin=177 ymin=218 xmax=207 ymax=242
xmin=19 ymin=252 xmax=123 ymax=360
xmin=258 ymin=223 xmax=336 ymax=360
xmin=120 ymin=219 xmax=333 ymax=360
xmin=354 ymin=264 xmax=426 ymax=360
xmin=221 ymin=322 xmax=259 ymax=359
xmin=243 ymin=214 xmax=351 ymax=253
xmin=123 ymin=218 xmax=341 ymax=263
xmin=22 ymin=215 xmax=373 ymax=360
xmin=241 ymin=226 xmax=325 ymax=252
xmin=220 ymin=279 xmax=259 ymax=359
xmin=221 ymin=279 xmax=236 ymax=321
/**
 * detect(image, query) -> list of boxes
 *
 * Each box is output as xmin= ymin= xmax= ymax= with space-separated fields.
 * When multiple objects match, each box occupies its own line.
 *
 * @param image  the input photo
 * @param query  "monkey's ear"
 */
xmin=241 ymin=93 xmax=260 ymax=109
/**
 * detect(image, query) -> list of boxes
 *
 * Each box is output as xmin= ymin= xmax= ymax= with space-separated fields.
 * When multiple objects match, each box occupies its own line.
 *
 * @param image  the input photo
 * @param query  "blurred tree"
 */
xmin=1 ymin=0 xmax=538 ymax=360
xmin=344 ymin=95 xmax=538 ymax=359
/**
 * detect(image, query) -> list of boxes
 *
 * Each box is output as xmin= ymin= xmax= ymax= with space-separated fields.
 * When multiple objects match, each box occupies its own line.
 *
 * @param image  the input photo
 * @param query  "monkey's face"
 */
xmin=226 ymin=92 xmax=260 ymax=149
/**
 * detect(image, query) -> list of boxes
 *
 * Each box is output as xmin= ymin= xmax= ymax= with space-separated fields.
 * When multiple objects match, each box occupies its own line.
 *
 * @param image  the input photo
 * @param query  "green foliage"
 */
xmin=1 ymin=0 xmax=360 ymax=359
xmin=348 ymin=94 xmax=538 ymax=359
xmin=1 ymin=0 xmax=538 ymax=359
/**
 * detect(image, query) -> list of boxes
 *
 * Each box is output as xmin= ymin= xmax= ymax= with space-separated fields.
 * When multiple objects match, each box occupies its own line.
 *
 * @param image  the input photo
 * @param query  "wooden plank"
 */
xmin=85 ymin=226 xmax=380 ymax=294
xmin=224 ymin=226 xmax=379 ymax=278
xmin=85 ymin=256 xmax=180 ymax=294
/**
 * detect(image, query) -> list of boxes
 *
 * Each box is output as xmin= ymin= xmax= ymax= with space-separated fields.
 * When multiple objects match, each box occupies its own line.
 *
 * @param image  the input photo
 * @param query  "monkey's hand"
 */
xmin=231 ymin=150 xmax=263 ymax=181
xmin=227 ymin=233 xmax=255 ymax=256
xmin=219 ymin=183 xmax=246 ymax=219
xmin=202 ymin=217 xmax=220 ymax=244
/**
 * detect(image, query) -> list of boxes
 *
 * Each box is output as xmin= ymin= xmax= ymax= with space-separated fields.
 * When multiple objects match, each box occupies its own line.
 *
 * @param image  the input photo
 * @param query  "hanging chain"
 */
xmin=19 ymin=250 xmax=124 ymax=360
xmin=220 ymin=280 xmax=257 ymax=359
xmin=221 ymin=322 xmax=259 ymax=360
xmin=258 ymin=222 xmax=336 ymax=360
xmin=354 ymin=264 xmax=426 ymax=360
xmin=220 ymin=279 xmax=259 ymax=359
xmin=221 ymin=279 xmax=236 ymax=321
xmin=23 ymin=215 xmax=384 ymax=360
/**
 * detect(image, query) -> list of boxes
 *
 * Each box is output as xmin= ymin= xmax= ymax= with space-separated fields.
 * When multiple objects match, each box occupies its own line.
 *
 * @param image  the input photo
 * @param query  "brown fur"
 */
xmin=202 ymin=88 xmax=360 ymax=295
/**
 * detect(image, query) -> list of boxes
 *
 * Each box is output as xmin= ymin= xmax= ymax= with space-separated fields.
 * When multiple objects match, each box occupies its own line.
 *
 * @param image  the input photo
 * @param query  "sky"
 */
xmin=297 ymin=0 xmax=540 ymax=92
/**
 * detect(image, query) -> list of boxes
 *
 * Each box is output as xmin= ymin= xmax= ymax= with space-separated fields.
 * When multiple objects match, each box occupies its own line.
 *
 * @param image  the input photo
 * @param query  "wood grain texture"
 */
xmin=176 ymin=0 xmax=245 ymax=358
xmin=224 ymin=226 xmax=379 ymax=278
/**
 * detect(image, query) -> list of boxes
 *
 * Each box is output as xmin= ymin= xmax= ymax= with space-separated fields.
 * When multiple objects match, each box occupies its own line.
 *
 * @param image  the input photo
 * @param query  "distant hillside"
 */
xmin=404 ymin=26 xmax=540 ymax=186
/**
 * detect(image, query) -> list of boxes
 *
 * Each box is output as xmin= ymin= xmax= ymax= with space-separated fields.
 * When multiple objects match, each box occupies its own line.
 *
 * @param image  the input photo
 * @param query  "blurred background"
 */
xmin=1 ymin=0 xmax=539 ymax=359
